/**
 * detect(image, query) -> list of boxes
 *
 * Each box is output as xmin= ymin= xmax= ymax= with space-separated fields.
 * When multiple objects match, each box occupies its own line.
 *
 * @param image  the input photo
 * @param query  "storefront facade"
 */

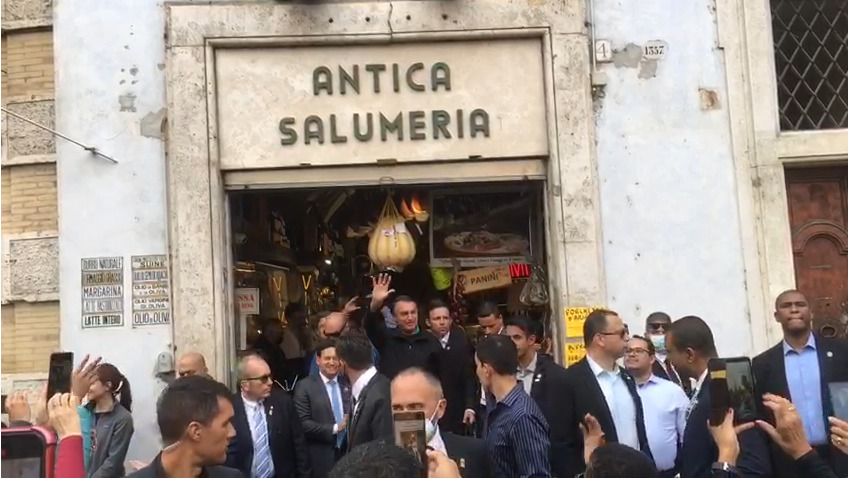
xmin=41 ymin=0 xmax=845 ymax=464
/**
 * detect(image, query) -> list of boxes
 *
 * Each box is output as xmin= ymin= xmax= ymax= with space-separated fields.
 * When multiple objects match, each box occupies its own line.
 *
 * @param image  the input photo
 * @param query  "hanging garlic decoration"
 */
xmin=367 ymin=194 xmax=417 ymax=271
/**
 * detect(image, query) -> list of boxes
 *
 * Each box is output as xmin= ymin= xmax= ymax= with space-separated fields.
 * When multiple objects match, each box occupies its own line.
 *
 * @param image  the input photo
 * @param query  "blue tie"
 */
xmin=251 ymin=402 xmax=273 ymax=478
xmin=329 ymin=379 xmax=345 ymax=448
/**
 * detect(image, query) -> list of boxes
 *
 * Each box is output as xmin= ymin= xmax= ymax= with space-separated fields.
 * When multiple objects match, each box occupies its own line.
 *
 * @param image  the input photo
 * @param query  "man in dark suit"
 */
xmin=293 ymin=338 xmax=351 ymax=477
xmin=426 ymin=299 xmax=477 ymax=435
xmin=129 ymin=375 xmax=241 ymax=478
xmin=504 ymin=316 xmax=571 ymax=477
xmin=226 ymin=354 xmax=311 ymax=477
xmin=753 ymin=289 xmax=848 ymax=476
xmin=336 ymin=331 xmax=393 ymax=451
xmin=644 ymin=312 xmax=689 ymax=394
xmin=560 ymin=309 xmax=653 ymax=478
xmin=391 ymin=367 xmax=493 ymax=477
xmin=666 ymin=315 xmax=772 ymax=478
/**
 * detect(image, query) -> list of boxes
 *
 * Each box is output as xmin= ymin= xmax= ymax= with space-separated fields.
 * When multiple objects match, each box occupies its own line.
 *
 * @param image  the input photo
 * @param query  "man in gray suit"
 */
xmin=294 ymin=338 xmax=351 ymax=477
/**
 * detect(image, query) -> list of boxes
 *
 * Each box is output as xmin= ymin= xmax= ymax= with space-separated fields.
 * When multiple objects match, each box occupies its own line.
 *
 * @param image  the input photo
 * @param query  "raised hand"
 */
xmin=71 ymin=354 xmax=102 ymax=399
xmin=370 ymin=273 xmax=395 ymax=312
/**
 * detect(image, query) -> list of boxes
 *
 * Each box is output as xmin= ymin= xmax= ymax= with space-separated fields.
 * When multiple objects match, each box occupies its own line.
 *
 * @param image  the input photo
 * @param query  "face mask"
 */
xmin=425 ymin=405 xmax=441 ymax=443
xmin=649 ymin=334 xmax=666 ymax=352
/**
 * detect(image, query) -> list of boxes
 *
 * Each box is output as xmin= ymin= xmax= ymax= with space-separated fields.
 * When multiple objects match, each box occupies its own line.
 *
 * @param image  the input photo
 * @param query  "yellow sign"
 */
xmin=565 ymin=342 xmax=586 ymax=366
xmin=457 ymin=266 xmax=513 ymax=294
xmin=564 ymin=307 xmax=602 ymax=339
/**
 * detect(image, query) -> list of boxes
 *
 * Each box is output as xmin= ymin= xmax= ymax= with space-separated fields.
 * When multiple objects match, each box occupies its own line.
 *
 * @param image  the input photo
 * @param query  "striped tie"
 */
xmin=251 ymin=402 xmax=273 ymax=478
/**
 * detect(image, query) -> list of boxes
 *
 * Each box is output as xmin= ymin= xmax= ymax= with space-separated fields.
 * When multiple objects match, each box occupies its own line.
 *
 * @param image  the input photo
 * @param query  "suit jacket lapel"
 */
xmin=312 ymin=376 xmax=335 ymax=419
xmin=579 ymin=359 xmax=617 ymax=439
xmin=349 ymin=377 xmax=374 ymax=444
xmin=530 ymin=356 xmax=546 ymax=403
xmin=440 ymin=432 xmax=468 ymax=476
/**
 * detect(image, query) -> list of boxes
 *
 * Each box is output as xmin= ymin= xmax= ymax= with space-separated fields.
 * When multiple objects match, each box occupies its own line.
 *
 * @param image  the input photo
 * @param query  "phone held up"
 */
xmin=393 ymin=410 xmax=428 ymax=477
xmin=1 ymin=426 xmax=56 ymax=478
xmin=46 ymin=352 xmax=74 ymax=400
xmin=707 ymin=357 xmax=758 ymax=427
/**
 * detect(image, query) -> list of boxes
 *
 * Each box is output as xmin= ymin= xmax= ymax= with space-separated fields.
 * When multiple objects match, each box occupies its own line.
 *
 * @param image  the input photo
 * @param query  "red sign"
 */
xmin=509 ymin=263 xmax=531 ymax=279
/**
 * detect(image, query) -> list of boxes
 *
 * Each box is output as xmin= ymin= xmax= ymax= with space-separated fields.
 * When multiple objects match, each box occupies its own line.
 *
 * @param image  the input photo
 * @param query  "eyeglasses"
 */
xmin=599 ymin=326 xmax=629 ymax=339
xmin=243 ymin=374 xmax=272 ymax=383
xmin=647 ymin=322 xmax=669 ymax=332
xmin=625 ymin=347 xmax=649 ymax=356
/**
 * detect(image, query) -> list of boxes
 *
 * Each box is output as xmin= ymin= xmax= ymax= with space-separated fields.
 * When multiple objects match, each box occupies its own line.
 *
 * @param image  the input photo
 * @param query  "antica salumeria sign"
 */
xmin=215 ymin=39 xmax=549 ymax=169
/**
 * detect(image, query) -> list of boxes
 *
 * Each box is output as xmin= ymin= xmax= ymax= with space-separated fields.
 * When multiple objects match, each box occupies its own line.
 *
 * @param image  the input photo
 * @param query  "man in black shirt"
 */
xmin=363 ymin=274 xmax=442 ymax=380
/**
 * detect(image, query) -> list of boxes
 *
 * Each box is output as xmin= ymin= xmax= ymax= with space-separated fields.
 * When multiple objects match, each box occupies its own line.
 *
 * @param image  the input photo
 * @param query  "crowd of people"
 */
xmin=4 ymin=280 xmax=848 ymax=478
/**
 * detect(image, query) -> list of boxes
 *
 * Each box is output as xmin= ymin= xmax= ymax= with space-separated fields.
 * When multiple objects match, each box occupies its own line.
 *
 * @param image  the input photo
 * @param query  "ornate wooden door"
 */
xmin=785 ymin=167 xmax=848 ymax=339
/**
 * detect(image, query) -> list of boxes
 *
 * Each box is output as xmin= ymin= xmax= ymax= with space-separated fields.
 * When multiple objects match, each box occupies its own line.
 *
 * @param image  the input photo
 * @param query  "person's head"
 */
xmin=393 ymin=295 xmax=419 ymax=335
xmin=237 ymin=354 xmax=273 ymax=401
xmin=773 ymin=290 xmax=812 ymax=337
xmin=391 ymin=368 xmax=446 ymax=427
xmin=666 ymin=315 xmax=717 ymax=380
xmin=315 ymin=338 xmax=341 ymax=379
xmin=262 ymin=319 xmax=284 ymax=345
xmin=89 ymin=363 xmax=133 ymax=412
xmin=329 ymin=440 xmax=419 ymax=478
xmin=476 ymin=301 xmax=504 ymax=336
xmin=475 ymin=334 xmax=518 ymax=393
xmin=320 ymin=311 xmax=347 ymax=338
xmin=644 ymin=312 xmax=672 ymax=352
xmin=335 ymin=331 xmax=373 ymax=375
xmin=426 ymin=299 xmax=452 ymax=338
xmin=623 ymin=335 xmax=655 ymax=375
xmin=505 ymin=317 xmax=538 ymax=362
xmin=177 ymin=352 xmax=209 ymax=378
xmin=583 ymin=309 xmax=629 ymax=360
xmin=156 ymin=375 xmax=235 ymax=466
xmin=585 ymin=443 xmax=658 ymax=478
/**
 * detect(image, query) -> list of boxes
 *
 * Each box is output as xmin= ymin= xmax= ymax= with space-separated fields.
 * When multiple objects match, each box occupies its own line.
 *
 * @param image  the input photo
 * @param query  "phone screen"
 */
xmin=393 ymin=410 xmax=427 ymax=474
xmin=47 ymin=352 xmax=74 ymax=399
xmin=829 ymin=382 xmax=848 ymax=419
xmin=1 ymin=428 xmax=51 ymax=478
xmin=709 ymin=357 xmax=757 ymax=425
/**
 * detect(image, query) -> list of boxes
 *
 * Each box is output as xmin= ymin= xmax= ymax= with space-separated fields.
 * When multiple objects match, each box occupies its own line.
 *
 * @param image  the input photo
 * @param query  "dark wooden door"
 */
xmin=785 ymin=166 xmax=848 ymax=339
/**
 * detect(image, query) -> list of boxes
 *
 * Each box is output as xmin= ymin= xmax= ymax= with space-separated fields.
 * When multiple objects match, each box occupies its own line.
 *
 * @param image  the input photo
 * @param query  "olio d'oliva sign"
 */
xmin=278 ymin=62 xmax=491 ymax=146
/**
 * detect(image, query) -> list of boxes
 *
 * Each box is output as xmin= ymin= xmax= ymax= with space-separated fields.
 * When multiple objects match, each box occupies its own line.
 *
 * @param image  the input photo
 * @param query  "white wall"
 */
xmin=593 ymin=0 xmax=754 ymax=355
xmin=54 ymin=0 xmax=170 ymax=463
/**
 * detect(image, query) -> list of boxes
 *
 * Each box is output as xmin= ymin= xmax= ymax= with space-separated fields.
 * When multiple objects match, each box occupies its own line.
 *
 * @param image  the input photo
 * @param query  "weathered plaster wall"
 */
xmin=54 ymin=0 xmax=171 ymax=463
xmin=593 ymin=0 xmax=754 ymax=355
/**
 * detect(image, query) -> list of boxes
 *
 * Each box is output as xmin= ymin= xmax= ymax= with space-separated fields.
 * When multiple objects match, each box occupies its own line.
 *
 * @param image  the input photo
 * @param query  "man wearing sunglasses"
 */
xmin=226 ymin=354 xmax=311 ymax=478
xmin=644 ymin=312 xmax=687 ymax=393
xmin=560 ymin=309 xmax=654 ymax=477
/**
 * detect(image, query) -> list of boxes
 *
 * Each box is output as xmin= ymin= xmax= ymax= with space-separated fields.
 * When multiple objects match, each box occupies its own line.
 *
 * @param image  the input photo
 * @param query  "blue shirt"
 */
xmin=636 ymin=375 xmax=689 ymax=471
xmin=783 ymin=334 xmax=827 ymax=444
xmin=486 ymin=383 xmax=550 ymax=478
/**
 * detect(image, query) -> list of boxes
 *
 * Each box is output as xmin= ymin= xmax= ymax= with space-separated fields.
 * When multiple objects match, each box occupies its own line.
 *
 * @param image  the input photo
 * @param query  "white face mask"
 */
xmin=649 ymin=334 xmax=666 ymax=352
xmin=425 ymin=405 xmax=441 ymax=443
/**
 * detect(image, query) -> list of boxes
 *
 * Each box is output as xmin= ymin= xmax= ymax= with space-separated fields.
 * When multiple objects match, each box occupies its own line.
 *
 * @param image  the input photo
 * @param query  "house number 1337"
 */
xmin=643 ymin=40 xmax=667 ymax=60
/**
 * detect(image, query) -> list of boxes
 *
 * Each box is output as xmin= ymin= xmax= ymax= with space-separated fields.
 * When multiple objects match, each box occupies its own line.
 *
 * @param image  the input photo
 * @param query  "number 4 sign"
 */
xmin=595 ymin=40 xmax=613 ymax=63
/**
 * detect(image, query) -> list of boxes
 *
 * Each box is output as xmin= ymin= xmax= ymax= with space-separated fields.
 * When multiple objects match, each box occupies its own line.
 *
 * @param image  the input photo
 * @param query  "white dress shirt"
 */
xmin=687 ymin=368 xmax=709 ymax=420
xmin=517 ymin=352 xmax=538 ymax=395
xmin=242 ymin=395 xmax=274 ymax=476
xmin=439 ymin=331 xmax=451 ymax=349
xmin=636 ymin=375 xmax=689 ymax=471
xmin=320 ymin=372 xmax=344 ymax=434
xmin=352 ymin=366 xmax=378 ymax=416
xmin=586 ymin=355 xmax=640 ymax=450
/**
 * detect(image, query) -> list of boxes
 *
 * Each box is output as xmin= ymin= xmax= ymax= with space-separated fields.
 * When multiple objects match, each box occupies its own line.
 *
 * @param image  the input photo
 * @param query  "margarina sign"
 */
xmin=215 ymin=39 xmax=548 ymax=170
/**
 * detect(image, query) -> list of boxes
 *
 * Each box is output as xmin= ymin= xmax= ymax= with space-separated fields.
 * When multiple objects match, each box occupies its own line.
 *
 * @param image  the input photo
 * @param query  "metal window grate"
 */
xmin=771 ymin=0 xmax=848 ymax=131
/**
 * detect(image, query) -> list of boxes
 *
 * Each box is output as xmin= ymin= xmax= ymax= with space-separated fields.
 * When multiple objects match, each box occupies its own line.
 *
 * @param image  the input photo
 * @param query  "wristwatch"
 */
xmin=711 ymin=462 xmax=738 ymax=477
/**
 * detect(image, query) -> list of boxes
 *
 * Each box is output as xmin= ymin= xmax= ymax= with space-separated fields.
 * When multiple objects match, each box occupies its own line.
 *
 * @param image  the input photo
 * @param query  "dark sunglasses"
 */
xmin=244 ymin=374 xmax=272 ymax=383
xmin=647 ymin=322 xmax=669 ymax=332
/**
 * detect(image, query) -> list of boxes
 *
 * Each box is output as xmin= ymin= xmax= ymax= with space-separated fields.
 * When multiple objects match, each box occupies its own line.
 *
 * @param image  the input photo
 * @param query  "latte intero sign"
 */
xmin=215 ymin=39 xmax=548 ymax=170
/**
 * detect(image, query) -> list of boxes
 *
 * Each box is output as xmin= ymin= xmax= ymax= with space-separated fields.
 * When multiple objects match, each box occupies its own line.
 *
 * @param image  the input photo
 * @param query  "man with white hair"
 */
xmin=225 ymin=354 xmax=310 ymax=478
xmin=391 ymin=367 xmax=492 ymax=477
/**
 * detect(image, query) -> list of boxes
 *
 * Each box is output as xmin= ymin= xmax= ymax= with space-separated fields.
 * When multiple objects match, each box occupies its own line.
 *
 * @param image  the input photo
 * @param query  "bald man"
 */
xmin=177 ymin=352 xmax=209 ymax=378
xmin=391 ymin=368 xmax=492 ymax=477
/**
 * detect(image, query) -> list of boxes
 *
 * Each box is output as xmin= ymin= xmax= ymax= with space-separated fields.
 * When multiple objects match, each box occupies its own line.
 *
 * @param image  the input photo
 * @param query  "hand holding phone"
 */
xmin=47 ymin=352 xmax=74 ymax=400
xmin=393 ymin=410 xmax=427 ymax=474
xmin=708 ymin=357 xmax=757 ymax=426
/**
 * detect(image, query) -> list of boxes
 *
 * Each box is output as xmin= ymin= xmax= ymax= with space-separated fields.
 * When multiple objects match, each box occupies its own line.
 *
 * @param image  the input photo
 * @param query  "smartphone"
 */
xmin=1 ymin=395 xmax=7 ymax=415
xmin=708 ymin=357 xmax=757 ymax=426
xmin=1 ymin=426 xmax=56 ymax=478
xmin=393 ymin=410 xmax=427 ymax=475
xmin=47 ymin=352 xmax=74 ymax=399
xmin=829 ymin=381 xmax=848 ymax=419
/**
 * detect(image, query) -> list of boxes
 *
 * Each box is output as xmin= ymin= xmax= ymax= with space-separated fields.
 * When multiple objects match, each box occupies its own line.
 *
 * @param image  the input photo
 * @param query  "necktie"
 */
xmin=329 ymin=380 xmax=345 ymax=448
xmin=251 ymin=402 xmax=273 ymax=478
xmin=664 ymin=358 xmax=681 ymax=386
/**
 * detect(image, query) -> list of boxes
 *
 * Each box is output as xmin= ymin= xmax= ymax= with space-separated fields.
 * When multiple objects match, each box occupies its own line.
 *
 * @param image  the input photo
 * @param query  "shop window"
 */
xmin=771 ymin=0 xmax=848 ymax=130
